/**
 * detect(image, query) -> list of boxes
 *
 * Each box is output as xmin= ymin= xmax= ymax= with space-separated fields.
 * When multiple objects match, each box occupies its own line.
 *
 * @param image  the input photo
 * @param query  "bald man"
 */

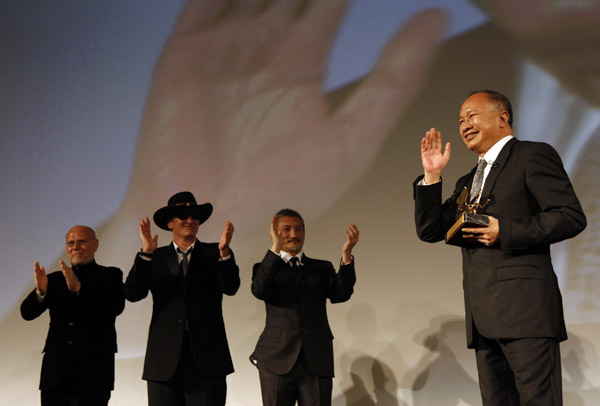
xmin=21 ymin=225 xmax=125 ymax=406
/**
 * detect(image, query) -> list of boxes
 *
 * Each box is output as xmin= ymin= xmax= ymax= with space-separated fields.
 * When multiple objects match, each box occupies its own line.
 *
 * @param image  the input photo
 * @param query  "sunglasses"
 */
xmin=173 ymin=210 xmax=201 ymax=221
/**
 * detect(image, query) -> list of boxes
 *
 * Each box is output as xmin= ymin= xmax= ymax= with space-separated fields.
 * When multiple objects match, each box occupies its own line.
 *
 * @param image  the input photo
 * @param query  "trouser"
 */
xmin=147 ymin=332 xmax=226 ymax=406
xmin=258 ymin=349 xmax=333 ymax=406
xmin=41 ymin=388 xmax=111 ymax=406
xmin=475 ymin=333 xmax=562 ymax=406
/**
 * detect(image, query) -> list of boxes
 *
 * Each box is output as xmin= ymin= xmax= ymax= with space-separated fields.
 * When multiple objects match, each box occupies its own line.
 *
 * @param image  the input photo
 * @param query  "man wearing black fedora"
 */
xmin=125 ymin=191 xmax=240 ymax=406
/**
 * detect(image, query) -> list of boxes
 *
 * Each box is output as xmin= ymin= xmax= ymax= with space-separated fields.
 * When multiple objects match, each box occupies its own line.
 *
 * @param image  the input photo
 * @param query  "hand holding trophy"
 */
xmin=445 ymin=187 xmax=490 ymax=247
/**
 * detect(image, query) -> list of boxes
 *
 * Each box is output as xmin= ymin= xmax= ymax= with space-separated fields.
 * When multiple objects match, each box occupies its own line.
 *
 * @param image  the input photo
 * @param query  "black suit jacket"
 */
xmin=124 ymin=240 xmax=240 ymax=381
xmin=250 ymin=250 xmax=355 ymax=377
xmin=20 ymin=261 xmax=124 ymax=390
xmin=414 ymin=139 xmax=586 ymax=347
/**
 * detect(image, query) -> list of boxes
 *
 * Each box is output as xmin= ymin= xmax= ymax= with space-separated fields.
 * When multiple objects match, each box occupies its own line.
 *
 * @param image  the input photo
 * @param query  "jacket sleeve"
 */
xmin=216 ymin=251 xmax=240 ymax=296
xmin=20 ymin=289 xmax=48 ymax=321
xmin=124 ymin=253 xmax=152 ymax=302
xmin=413 ymin=176 xmax=460 ymax=243
xmin=499 ymin=143 xmax=586 ymax=254
xmin=251 ymin=250 xmax=281 ymax=301
xmin=328 ymin=259 xmax=356 ymax=304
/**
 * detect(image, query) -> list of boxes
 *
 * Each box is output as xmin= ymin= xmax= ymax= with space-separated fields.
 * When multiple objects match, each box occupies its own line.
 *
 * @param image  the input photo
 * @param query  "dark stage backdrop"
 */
xmin=2 ymin=1 xmax=600 ymax=404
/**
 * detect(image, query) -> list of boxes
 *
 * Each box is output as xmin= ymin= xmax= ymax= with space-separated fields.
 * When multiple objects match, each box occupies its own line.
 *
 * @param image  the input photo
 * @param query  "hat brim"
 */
xmin=153 ymin=203 xmax=213 ymax=231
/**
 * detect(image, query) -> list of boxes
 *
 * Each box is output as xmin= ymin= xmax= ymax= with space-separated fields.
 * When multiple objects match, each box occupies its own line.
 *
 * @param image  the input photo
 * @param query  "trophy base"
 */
xmin=446 ymin=212 xmax=489 ymax=247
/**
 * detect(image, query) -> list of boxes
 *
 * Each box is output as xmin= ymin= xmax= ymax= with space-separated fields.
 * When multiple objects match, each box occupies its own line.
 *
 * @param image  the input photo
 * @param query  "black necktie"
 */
xmin=177 ymin=248 xmax=190 ymax=276
xmin=289 ymin=257 xmax=299 ymax=268
xmin=470 ymin=159 xmax=487 ymax=203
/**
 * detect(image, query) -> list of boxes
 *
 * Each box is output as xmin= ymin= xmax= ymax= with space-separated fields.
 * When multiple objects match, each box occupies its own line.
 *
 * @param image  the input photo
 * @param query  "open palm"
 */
xmin=127 ymin=0 xmax=445 ymax=220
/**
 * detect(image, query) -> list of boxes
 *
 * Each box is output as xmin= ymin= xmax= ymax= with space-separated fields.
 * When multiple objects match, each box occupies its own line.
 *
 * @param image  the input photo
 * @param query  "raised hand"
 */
xmin=60 ymin=260 xmax=81 ymax=293
xmin=34 ymin=261 xmax=48 ymax=296
xmin=140 ymin=217 xmax=158 ymax=254
xmin=219 ymin=221 xmax=234 ymax=258
xmin=342 ymin=224 xmax=359 ymax=264
xmin=269 ymin=216 xmax=284 ymax=254
xmin=128 ymin=0 xmax=445 ymax=220
xmin=421 ymin=127 xmax=451 ymax=184
xmin=474 ymin=0 xmax=600 ymax=106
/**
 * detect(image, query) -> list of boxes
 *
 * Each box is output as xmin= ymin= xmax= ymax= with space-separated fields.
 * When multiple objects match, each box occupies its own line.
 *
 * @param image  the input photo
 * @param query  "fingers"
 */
xmin=173 ymin=0 xmax=230 ymax=36
xmin=34 ymin=261 xmax=48 ymax=294
xmin=34 ymin=261 xmax=45 ymax=276
xmin=335 ymin=9 xmax=446 ymax=140
xmin=264 ymin=0 xmax=305 ymax=17
xmin=294 ymin=0 xmax=348 ymax=57
xmin=270 ymin=216 xmax=278 ymax=236
xmin=422 ymin=128 xmax=442 ymax=152
xmin=444 ymin=142 xmax=452 ymax=160
xmin=345 ymin=224 xmax=359 ymax=243
xmin=257 ymin=0 xmax=347 ymax=76
xmin=140 ymin=217 xmax=155 ymax=240
xmin=140 ymin=217 xmax=158 ymax=253
xmin=223 ymin=221 xmax=235 ymax=241
xmin=140 ymin=217 xmax=151 ymax=232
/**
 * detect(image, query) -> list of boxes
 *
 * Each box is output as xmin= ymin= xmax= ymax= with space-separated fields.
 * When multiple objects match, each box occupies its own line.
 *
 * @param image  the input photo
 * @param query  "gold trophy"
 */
xmin=445 ymin=187 xmax=490 ymax=247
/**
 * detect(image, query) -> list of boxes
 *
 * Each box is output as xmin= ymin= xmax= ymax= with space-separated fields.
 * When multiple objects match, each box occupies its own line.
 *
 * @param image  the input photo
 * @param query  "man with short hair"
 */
xmin=125 ymin=191 xmax=240 ymax=406
xmin=414 ymin=90 xmax=587 ymax=405
xmin=21 ymin=225 xmax=125 ymax=406
xmin=250 ymin=208 xmax=359 ymax=406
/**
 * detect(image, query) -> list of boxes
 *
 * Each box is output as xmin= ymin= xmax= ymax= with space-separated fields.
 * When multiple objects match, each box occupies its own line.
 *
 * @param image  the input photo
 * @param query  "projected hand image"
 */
xmin=474 ymin=0 xmax=600 ymax=106
xmin=124 ymin=0 xmax=445 ymax=221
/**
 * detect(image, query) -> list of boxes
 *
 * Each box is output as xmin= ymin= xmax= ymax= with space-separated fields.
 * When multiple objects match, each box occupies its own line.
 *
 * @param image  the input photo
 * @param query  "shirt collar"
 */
xmin=482 ymin=135 xmax=513 ymax=164
xmin=280 ymin=250 xmax=303 ymax=265
xmin=172 ymin=240 xmax=195 ymax=254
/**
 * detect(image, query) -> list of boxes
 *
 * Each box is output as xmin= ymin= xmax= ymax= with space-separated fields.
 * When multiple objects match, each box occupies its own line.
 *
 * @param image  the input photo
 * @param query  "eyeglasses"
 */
xmin=173 ymin=211 xmax=201 ymax=221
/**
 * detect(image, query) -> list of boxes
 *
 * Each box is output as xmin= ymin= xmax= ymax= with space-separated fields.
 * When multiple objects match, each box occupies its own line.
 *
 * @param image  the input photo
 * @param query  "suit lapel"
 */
xmin=479 ymin=138 xmax=518 ymax=206
xmin=185 ymin=240 xmax=206 ymax=295
xmin=165 ymin=246 xmax=180 ymax=279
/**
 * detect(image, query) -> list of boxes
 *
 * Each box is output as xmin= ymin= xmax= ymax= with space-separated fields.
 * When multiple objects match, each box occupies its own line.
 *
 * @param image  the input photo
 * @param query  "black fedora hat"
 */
xmin=153 ymin=191 xmax=213 ymax=231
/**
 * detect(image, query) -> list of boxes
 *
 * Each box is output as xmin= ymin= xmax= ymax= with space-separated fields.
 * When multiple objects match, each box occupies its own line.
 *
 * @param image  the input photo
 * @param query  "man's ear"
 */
xmin=499 ymin=111 xmax=510 ymax=128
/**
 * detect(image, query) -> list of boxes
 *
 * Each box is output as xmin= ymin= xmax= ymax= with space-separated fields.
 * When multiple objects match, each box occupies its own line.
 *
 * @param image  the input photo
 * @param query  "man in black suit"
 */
xmin=21 ymin=225 xmax=125 ymax=406
xmin=414 ymin=90 xmax=587 ymax=405
xmin=250 ymin=209 xmax=359 ymax=406
xmin=124 ymin=191 xmax=240 ymax=406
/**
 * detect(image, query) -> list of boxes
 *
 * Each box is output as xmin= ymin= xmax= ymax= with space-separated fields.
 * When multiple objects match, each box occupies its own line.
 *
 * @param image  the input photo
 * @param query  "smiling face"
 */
xmin=276 ymin=216 xmax=305 ymax=255
xmin=65 ymin=225 xmax=99 ymax=266
xmin=459 ymin=92 xmax=511 ymax=156
xmin=168 ymin=215 xmax=200 ymax=247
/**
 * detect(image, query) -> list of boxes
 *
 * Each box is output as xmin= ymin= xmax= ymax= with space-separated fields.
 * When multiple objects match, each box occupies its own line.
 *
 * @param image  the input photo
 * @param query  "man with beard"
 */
xmin=250 ymin=208 xmax=359 ymax=406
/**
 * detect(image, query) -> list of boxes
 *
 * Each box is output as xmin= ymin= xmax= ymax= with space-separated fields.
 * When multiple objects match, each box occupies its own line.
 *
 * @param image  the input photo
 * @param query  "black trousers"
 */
xmin=258 ymin=350 xmax=333 ymax=406
xmin=474 ymin=332 xmax=562 ymax=406
xmin=147 ymin=332 xmax=226 ymax=406
xmin=41 ymin=388 xmax=111 ymax=406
